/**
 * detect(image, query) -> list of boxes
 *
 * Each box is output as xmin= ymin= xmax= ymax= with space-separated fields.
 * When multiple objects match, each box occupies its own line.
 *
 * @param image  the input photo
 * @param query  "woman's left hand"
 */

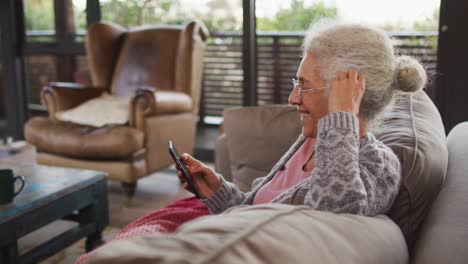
xmin=328 ymin=67 xmax=366 ymax=115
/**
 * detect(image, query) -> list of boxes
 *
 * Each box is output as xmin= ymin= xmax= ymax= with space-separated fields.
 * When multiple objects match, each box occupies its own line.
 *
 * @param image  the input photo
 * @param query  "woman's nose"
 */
xmin=288 ymin=87 xmax=301 ymax=105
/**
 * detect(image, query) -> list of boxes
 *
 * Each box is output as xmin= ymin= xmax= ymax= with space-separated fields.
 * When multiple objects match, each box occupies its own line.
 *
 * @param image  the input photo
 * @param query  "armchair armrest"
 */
xmin=154 ymin=91 xmax=193 ymax=114
xmin=129 ymin=88 xmax=193 ymax=130
xmin=41 ymin=82 xmax=108 ymax=119
xmin=129 ymin=87 xmax=156 ymax=130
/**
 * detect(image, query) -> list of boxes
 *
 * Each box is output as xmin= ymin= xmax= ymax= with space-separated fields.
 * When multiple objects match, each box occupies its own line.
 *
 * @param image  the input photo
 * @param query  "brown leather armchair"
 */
xmin=24 ymin=21 xmax=209 ymax=197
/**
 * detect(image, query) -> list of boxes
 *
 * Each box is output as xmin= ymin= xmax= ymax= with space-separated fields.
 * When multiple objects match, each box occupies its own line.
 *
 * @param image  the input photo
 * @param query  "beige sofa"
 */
xmin=86 ymin=91 xmax=468 ymax=263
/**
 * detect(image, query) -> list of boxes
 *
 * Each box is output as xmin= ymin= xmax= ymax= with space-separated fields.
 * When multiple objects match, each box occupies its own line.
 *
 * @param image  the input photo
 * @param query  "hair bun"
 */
xmin=394 ymin=56 xmax=427 ymax=92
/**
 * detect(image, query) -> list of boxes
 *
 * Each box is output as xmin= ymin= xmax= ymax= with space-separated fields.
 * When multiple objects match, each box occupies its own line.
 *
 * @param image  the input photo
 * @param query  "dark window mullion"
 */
xmin=0 ymin=0 xmax=27 ymax=138
xmin=242 ymin=0 xmax=257 ymax=107
xmin=86 ymin=0 xmax=101 ymax=26
xmin=54 ymin=0 xmax=76 ymax=82
xmin=24 ymin=42 xmax=85 ymax=56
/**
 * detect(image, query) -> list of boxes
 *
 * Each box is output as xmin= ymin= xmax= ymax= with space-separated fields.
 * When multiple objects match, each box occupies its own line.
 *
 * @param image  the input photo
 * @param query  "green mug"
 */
xmin=0 ymin=169 xmax=25 ymax=204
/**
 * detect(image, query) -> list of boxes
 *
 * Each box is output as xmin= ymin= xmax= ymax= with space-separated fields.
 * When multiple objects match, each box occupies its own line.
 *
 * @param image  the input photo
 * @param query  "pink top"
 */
xmin=253 ymin=137 xmax=316 ymax=204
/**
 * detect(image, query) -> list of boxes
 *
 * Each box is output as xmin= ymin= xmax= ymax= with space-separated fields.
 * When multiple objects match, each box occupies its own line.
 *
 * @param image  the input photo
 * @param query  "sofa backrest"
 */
xmin=222 ymin=105 xmax=302 ymax=191
xmin=373 ymin=90 xmax=448 ymax=250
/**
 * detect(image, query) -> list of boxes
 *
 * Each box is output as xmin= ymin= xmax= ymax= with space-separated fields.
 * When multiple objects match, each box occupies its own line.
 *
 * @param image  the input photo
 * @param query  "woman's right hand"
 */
xmin=328 ymin=67 xmax=366 ymax=116
xmin=177 ymin=153 xmax=222 ymax=199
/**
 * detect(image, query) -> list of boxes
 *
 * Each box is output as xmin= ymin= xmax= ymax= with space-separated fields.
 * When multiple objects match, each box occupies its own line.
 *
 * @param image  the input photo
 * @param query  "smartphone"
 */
xmin=168 ymin=140 xmax=202 ymax=199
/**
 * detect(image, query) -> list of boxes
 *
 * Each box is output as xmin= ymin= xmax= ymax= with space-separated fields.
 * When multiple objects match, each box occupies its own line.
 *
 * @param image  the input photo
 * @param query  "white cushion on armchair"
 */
xmin=55 ymin=91 xmax=193 ymax=128
xmin=87 ymin=204 xmax=407 ymax=264
xmin=56 ymin=93 xmax=130 ymax=127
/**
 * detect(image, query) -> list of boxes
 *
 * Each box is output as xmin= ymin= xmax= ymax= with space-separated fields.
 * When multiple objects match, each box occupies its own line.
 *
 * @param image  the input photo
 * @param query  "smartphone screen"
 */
xmin=168 ymin=140 xmax=202 ymax=199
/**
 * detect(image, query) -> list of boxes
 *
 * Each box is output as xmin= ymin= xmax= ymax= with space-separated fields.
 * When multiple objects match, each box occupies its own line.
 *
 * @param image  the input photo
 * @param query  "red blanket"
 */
xmin=76 ymin=196 xmax=210 ymax=263
xmin=111 ymin=196 xmax=210 ymax=241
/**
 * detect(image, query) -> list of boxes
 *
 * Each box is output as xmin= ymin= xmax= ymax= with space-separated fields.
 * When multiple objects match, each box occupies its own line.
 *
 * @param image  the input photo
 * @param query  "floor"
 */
xmin=1 ymin=144 xmax=215 ymax=263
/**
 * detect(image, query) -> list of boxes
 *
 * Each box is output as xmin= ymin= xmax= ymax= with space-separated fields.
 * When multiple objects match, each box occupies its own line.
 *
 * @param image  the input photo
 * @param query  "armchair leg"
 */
xmin=121 ymin=182 xmax=138 ymax=198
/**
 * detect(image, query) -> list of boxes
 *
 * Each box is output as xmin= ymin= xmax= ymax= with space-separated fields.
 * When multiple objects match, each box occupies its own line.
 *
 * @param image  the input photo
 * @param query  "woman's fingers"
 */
xmin=180 ymin=153 xmax=201 ymax=166
xmin=181 ymin=155 xmax=212 ymax=177
xmin=357 ymin=73 xmax=366 ymax=91
xmin=354 ymin=72 xmax=365 ymax=115
xmin=356 ymin=73 xmax=366 ymax=97
xmin=177 ymin=171 xmax=186 ymax=183
xmin=338 ymin=71 xmax=348 ymax=80
xmin=348 ymin=68 xmax=358 ymax=81
xmin=186 ymin=163 xmax=209 ymax=176
xmin=329 ymin=67 xmax=366 ymax=115
xmin=339 ymin=68 xmax=359 ymax=81
xmin=179 ymin=153 xmax=207 ymax=177
xmin=177 ymin=153 xmax=222 ymax=198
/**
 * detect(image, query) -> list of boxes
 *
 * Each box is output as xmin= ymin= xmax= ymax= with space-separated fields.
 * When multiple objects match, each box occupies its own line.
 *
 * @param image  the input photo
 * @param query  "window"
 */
xmin=73 ymin=0 xmax=87 ymax=42
xmin=254 ymin=0 xmax=439 ymax=102
xmin=100 ymin=0 xmax=244 ymax=124
xmin=24 ymin=0 xmax=56 ymax=42
xmin=23 ymin=0 xmax=90 ymax=109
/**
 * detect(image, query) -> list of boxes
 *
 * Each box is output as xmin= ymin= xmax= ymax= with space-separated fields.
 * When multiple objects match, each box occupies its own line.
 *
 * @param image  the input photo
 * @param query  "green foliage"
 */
xmin=23 ymin=0 xmax=440 ymax=36
xmin=25 ymin=0 xmax=55 ymax=30
xmin=380 ymin=22 xmax=407 ymax=32
xmin=100 ymin=0 xmax=184 ymax=27
xmin=257 ymin=0 xmax=337 ymax=31
xmin=413 ymin=8 xmax=439 ymax=32
xmin=74 ymin=1 xmax=87 ymax=31
xmin=196 ymin=0 xmax=242 ymax=32
xmin=100 ymin=0 xmax=243 ymax=32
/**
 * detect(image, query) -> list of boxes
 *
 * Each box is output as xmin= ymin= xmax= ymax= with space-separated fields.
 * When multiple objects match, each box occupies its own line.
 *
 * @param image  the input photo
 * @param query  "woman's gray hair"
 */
xmin=303 ymin=20 xmax=427 ymax=125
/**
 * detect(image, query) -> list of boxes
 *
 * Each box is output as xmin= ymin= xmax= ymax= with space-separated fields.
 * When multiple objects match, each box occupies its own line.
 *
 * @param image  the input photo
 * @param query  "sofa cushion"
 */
xmin=373 ymin=90 xmax=448 ymax=249
xmin=223 ymin=105 xmax=302 ymax=191
xmin=25 ymin=117 xmax=144 ymax=160
xmin=86 ymin=204 xmax=408 ymax=264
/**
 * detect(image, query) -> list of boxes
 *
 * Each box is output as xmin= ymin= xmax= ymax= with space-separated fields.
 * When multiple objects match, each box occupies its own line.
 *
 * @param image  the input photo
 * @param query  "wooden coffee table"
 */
xmin=0 ymin=164 xmax=109 ymax=264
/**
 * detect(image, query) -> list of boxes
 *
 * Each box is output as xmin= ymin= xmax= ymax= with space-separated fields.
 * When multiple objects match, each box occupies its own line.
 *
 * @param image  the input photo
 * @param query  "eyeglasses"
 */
xmin=292 ymin=78 xmax=326 ymax=101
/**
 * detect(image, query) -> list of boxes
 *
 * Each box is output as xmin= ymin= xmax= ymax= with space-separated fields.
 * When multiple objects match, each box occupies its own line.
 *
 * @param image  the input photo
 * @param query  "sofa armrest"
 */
xmin=41 ymin=82 xmax=108 ymax=119
xmin=412 ymin=122 xmax=468 ymax=264
xmin=86 ymin=204 xmax=408 ymax=264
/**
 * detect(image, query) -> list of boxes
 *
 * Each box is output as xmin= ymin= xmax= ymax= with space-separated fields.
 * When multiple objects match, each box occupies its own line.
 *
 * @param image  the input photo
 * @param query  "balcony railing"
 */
xmin=24 ymin=31 xmax=438 ymax=124
xmin=201 ymin=31 xmax=437 ymax=123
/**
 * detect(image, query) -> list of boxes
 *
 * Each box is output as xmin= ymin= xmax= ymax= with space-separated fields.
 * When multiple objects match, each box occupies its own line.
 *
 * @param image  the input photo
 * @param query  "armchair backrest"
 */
xmin=85 ymin=21 xmax=209 ymax=113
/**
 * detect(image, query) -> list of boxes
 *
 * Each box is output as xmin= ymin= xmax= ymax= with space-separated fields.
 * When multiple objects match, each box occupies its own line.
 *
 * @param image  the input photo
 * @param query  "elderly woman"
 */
xmin=179 ymin=21 xmax=426 ymax=216
xmin=77 ymin=21 xmax=427 ymax=263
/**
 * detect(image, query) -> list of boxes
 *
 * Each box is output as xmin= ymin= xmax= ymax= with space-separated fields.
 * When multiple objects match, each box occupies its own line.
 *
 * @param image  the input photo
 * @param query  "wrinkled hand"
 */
xmin=177 ymin=153 xmax=221 ymax=199
xmin=328 ymin=68 xmax=366 ymax=115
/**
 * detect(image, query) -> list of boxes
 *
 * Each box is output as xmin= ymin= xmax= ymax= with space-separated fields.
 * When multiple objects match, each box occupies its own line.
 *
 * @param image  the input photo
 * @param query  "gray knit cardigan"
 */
xmin=202 ymin=112 xmax=402 ymax=216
